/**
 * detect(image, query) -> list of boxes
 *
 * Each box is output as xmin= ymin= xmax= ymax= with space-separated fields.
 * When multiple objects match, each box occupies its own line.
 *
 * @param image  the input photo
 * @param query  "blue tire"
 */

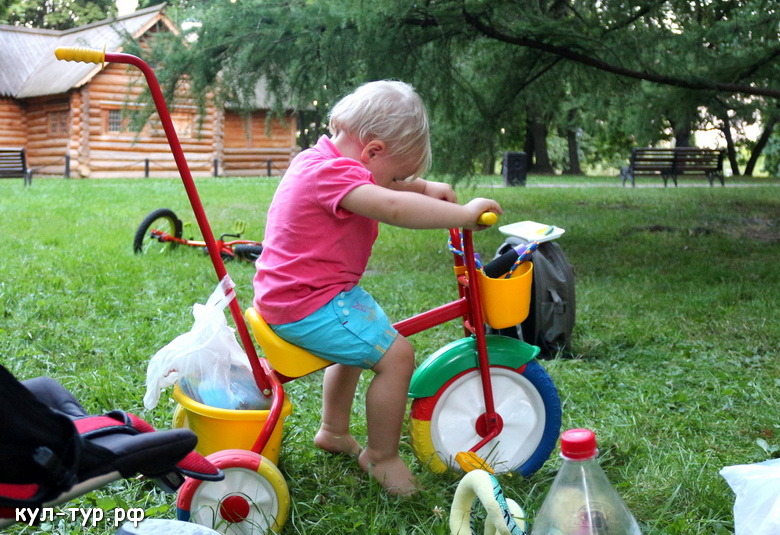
xmin=515 ymin=359 xmax=561 ymax=477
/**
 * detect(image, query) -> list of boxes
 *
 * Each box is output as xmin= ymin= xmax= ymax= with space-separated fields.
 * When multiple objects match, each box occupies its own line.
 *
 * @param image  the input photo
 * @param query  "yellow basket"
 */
xmin=477 ymin=262 xmax=533 ymax=329
xmin=172 ymin=383 xmax=292 ymax=464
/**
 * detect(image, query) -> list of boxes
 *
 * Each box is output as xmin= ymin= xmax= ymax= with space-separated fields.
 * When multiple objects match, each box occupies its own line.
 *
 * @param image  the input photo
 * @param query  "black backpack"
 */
xmin=491 ymin=237 xmax=576 ymax=359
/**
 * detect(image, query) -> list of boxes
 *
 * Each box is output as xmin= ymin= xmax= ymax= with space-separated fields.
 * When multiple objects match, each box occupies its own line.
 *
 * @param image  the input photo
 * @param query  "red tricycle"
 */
xmin=56 ymin=46 xmax=561 ymax=535
xmin=134 ymin=207 xmax=264 ymax=262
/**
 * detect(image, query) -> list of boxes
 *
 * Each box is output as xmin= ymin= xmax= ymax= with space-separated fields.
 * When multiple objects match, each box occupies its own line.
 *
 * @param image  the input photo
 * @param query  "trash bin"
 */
xmin=502 ymin=152 xmax=527 ymax=186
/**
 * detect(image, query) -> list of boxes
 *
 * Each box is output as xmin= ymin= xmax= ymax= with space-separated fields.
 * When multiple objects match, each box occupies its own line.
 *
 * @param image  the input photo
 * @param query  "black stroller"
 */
xmin=0 ymin=364 xmax=222 ymax=532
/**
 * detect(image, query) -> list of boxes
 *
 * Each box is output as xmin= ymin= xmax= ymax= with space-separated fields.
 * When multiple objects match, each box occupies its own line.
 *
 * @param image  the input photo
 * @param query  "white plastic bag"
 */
xmin=720 ymin=458 xmax=780 ymax=535
xmin=143 ymin=276 xmax=265 ymax=410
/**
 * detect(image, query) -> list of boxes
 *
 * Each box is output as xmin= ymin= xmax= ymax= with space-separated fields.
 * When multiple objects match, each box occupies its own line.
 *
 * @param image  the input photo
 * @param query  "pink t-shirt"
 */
xmin=253 ymin=136 xmax=379 ymax=324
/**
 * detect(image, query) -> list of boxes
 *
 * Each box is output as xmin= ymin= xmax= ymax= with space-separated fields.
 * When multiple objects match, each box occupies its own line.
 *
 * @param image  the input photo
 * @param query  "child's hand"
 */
xmin=462 ymin=198 xmax=502 ymax=230
xmin=422 ymin=180 xmax=457 ymax=203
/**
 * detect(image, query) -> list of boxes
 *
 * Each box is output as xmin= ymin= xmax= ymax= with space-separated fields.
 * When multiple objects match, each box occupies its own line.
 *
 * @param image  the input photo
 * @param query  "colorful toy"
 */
xmin=449 ymin=469 xmax=527 ymax=535
xmin=56 ymin=46 xmax=562 ymax=534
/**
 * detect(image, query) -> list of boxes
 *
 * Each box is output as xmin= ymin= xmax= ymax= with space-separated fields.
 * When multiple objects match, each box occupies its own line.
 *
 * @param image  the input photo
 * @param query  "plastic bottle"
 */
xmin=530 ymin=428 xmax=642 ymax=535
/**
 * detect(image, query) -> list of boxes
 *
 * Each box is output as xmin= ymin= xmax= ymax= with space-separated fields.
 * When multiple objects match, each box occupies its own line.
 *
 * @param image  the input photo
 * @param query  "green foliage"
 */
xmin=137 ymin=0 xmax=778 ymax=178
xmin=1 ymin=0 xmax=115 ymax=29
xmin=4 ymin=0 xmax=780 ymax=174
xmin=1 ymin=176 xmax=779 ymax=534
xmin=761 ymin=135 xmax=780 ymax=176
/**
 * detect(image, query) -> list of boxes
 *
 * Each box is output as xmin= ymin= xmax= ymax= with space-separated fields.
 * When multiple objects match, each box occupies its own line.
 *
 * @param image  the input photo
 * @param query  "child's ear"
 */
xmin=361 ymin=140 xmax=386 ymax=162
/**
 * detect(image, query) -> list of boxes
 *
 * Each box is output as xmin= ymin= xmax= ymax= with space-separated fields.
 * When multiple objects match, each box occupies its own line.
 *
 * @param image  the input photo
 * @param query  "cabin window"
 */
xmin=108 ymin=109 xmax=123 ymax=133
xmin=48 ymin=110 xmax=69 ymax=135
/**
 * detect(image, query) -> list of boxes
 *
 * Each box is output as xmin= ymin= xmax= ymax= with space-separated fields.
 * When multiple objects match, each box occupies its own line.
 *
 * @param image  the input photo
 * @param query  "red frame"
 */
xmin=146 ymin=229 xmax=261 ymax=260
xmin=98 ymin=51 xmax=282 ymax=455
xmin=393 ymin=228 xmax=501 ymax=451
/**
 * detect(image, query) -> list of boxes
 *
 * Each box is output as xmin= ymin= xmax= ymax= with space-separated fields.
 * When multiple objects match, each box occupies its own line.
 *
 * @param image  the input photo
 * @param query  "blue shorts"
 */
xmin=269 ymin=286 xmax=398 ymax=369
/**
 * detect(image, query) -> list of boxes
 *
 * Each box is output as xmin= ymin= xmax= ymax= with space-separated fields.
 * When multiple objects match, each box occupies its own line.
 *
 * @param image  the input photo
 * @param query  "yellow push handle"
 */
xmin=477 ymin=212 xmax=498 ymax=226
xmin=55 ymin=46 xmax=105 ymax=65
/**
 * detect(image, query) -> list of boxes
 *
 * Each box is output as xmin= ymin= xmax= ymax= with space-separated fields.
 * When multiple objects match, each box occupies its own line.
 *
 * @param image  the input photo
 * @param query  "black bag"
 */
xmin=491 ymin=237 xmax=576 ymax=359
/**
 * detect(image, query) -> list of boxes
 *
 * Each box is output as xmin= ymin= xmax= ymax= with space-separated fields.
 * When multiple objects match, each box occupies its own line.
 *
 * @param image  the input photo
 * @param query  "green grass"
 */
xmin=1 ymin=175 xmax=779 ymax=534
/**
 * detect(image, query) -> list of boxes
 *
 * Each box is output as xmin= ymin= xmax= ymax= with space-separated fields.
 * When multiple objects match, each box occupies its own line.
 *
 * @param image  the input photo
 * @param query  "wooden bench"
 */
xmin=0 ymin=148 xmax=32 ymax=186
xmin=620 ymin=147 xmax=724 ymax=187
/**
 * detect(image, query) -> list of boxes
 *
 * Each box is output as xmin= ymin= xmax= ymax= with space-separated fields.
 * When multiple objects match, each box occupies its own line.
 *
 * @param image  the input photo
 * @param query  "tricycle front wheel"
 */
xmin=409 ymin=360 xmax=560 ymax=477
xmin=133 ymin=208 xmax=183 ymax=254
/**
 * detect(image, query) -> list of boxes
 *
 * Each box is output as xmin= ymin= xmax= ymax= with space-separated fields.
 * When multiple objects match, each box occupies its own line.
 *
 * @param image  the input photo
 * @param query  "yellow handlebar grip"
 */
xmin=55 ymin=47 xmax=105 ymax=64
xmin=477 ymin=212 xmax=498 ymax=226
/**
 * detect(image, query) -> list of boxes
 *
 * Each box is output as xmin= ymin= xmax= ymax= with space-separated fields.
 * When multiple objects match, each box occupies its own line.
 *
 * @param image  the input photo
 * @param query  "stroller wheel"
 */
xmin=177 ymin=449 xmax=289 ymax=534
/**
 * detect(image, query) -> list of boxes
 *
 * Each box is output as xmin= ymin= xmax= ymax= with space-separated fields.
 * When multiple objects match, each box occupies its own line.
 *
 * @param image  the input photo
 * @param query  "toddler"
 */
xmin=253 ymin=80 xmax=501 ymax=495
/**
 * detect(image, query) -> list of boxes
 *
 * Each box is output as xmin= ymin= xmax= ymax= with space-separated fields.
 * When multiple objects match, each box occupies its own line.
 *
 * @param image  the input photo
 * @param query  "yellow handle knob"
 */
xmin=55 ymin=47 xmax=105 ymax=64
xmin=477 ymin=212 xmax=498 ymax=226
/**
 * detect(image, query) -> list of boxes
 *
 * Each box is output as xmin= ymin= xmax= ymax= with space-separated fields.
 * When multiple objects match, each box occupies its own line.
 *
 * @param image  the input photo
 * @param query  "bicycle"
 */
xmin=56 ymin=46 xmax=561 ymax=534
xmin=134 ymin=208 xmax=264 ymax=262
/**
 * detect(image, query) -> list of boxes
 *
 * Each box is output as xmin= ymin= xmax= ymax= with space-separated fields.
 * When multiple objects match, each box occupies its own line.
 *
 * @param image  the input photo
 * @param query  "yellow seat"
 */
xmin=245 ymin=307 xmax=332 ymax=379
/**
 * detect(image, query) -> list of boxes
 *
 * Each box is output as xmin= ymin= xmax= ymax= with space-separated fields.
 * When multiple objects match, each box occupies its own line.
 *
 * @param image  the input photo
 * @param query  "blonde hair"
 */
xmin=328 ymin=80 xmax=432 ymax=178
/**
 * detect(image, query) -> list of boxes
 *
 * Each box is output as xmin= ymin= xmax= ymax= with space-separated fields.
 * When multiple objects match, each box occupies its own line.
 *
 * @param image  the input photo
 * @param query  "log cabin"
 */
xmin=0 ymin=3 xmax=298 ymax=179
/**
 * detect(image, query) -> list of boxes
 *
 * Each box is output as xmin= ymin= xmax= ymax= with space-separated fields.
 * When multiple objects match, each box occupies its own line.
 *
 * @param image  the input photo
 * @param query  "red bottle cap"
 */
xmin=560 ymin=428 xmax=598 ymax=460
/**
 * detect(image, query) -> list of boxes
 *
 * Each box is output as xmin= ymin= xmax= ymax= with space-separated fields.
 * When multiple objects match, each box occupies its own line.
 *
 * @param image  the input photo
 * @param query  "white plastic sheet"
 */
xmin=143 ymin=276 xmax=264 ymax=410
xmin=720 ymin=458 xmax=780 ymax=535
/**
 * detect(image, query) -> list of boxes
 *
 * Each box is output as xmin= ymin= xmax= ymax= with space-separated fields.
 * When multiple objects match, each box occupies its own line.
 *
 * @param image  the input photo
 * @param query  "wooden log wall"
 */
xmin=222 ymin=110 xmax=297 ymax=177
xmin=7 ymin=62 xmax=297 ymax=178
xmin=24 ymin=95 xmax=71 ymax=176
xmin=78 ymin=63 xmax=219 ymax=178
xmin=0 ymin=98 xmax=27 ymax=148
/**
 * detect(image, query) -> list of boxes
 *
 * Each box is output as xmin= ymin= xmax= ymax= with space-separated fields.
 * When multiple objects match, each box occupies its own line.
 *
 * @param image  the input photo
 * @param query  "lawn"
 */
xmin=1 ymin=175 xmax=778 ymax=534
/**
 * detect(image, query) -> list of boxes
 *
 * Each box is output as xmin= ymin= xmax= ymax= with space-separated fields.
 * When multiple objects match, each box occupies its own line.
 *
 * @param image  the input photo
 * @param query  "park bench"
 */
xmin=620 ymin=147 xmax=725 ymax=187
xmin=0 ymin=147 xmax=32 ymax=186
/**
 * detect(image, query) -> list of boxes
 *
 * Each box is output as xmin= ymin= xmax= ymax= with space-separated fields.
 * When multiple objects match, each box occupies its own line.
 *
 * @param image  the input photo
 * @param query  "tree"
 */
xmin=1 ymin=0 xmax=116 ymax=29
xmin=139 ymin=0 xmax=780 ymax=176
xmin=461 ymin=0 xmax=780 ymax=99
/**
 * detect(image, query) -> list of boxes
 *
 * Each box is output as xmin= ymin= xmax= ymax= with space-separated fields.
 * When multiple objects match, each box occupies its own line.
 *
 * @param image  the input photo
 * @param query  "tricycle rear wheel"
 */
xmin=232 ymin=244 xmax=263 ymax=263
xmin=177 ymin=449 xmax=289 ymax=534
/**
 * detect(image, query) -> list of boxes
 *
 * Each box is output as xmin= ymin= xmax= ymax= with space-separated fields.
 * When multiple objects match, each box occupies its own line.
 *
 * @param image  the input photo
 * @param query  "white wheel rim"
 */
xmin=429 ymin=367 xmax=546 ymax=473
xmin=190 ymin=466 xmax=280 ymax=534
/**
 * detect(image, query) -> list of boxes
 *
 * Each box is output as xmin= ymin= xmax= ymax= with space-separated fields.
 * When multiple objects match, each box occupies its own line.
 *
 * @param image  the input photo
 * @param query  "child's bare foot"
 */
xmin=314 ymin=428 xmax=362 ymax=456
xmin=358 ymin=450 xmax=419 ymax=496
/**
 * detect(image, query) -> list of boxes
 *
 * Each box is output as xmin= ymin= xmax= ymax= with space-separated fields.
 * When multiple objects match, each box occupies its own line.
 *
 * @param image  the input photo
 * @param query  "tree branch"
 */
xmin=461 ymin=9 xmax=780 ymax=100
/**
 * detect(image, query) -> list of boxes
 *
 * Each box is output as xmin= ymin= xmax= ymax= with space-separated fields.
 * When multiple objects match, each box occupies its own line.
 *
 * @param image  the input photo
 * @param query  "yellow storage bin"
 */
xmin=172 ymin=383 xmax=292 ymax=464
xmin=477 ymin=262 xmax=533 ymax=330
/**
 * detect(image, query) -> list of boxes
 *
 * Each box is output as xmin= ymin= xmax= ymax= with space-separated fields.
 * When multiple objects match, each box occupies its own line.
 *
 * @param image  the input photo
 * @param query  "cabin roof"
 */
xmin=0 ymin=3 xmax=173 ymax=99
